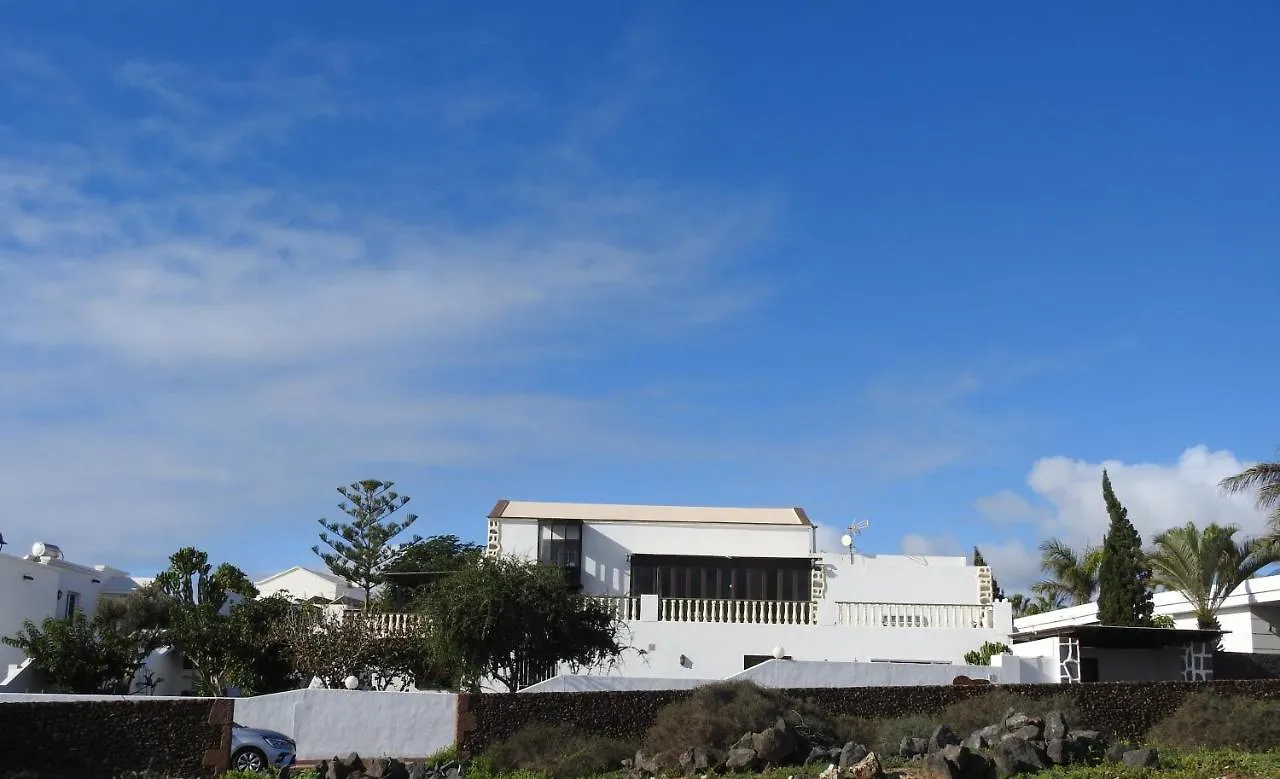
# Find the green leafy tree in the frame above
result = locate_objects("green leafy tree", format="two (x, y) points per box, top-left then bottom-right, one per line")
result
(1, 611), (151, 694)
(963, 641), (1011, 666)
(376, 534), (484, 612)
(1096, 470), (1155, 626)
(314, 479), (423, 610)
(280, 609), (448, 690)
(1220, 458), (1280, 533)
(1152, 614), (1176, 628)
(1032, 538), (1103, 606)
(152, 547), (262, 695)
(971, 546), (1004, 601)
(420, 555), (624, 692)
(1147, 522), (1280, 631)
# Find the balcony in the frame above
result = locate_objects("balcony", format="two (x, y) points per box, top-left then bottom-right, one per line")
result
(343, 599), (998, 634)
(833, 601), (995, 629)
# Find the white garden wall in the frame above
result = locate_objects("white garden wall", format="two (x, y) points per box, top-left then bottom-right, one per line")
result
(232, 689), (457, 761)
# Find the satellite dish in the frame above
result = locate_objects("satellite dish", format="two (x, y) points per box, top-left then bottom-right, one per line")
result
(840, 534), (853, 548)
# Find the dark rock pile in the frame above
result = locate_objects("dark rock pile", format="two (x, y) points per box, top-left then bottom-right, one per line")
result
(894, 708), (1158, 779)
(287, 753), (466, 779)
(629, 707), (1160, 778)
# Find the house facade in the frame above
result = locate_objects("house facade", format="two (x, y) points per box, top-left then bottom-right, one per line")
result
(254, 566), (366, 607)
(1013, 572), (1280, 655)
(485, 500), (1014, 688)
(0, 541), (195, 695)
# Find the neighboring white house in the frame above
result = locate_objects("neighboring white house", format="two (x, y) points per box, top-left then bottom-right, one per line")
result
(479, 500), (1014, 689)
(254, 566), (365, 607)
(0, 540), (195, 695)
(1013, 572), (1280, 655)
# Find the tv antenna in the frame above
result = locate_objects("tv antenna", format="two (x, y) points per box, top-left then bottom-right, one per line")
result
(840, 519), (870, 563)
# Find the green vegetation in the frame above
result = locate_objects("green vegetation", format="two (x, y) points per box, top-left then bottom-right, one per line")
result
(420, 554), (624, 692)
(1147, 522), (1280, 631)
(313, 479), (424, 610)
(1219, 457), (1280, 531)
(962, 640), (1011, 666)
(1097, 469), (1155, 626)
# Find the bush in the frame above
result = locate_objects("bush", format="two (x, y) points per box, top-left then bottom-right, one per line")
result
(485, 721), (635, 779)
(931, 689), (1079, 736)
(644, 682), (840, 758)
(1146, 692), (1280, 752)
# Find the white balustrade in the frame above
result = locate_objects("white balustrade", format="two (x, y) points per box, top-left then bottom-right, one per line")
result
(588, 595), (642, 621)
(656, 598), (815, 625)
(834, 601), (994, 629)
(341, 611), (428, 636)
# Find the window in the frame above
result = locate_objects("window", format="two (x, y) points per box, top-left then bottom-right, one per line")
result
(744, 654), (792, 669)
(538, 520), (583, 588)
(63, 591), (81, 619)
(629, 555), (812, 601)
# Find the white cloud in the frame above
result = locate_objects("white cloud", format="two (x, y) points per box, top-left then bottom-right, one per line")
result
(961, 446), (1272, 593)
(0, 40), (771, 570)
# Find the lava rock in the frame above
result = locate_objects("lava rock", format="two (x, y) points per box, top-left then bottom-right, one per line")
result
(991, 735), (1046, 778)
(899, 736), (929, 759)
(929, 725), (962, 753)
(1043, 711), (1068, 741)
(839, 742), (869, 768)
(724, 747), (758, 772)
(846, 751), (885, 779)
(1121, 747), (1159, 768)
(752, 720), (796, 765)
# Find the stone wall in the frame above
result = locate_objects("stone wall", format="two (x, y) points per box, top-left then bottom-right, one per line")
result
(1214, 651), (1280, 679)
(458, 680), (1280, 752)
(0, 698), (231, 778)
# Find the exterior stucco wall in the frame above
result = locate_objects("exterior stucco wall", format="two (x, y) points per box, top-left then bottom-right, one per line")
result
(499, 518), (813, 597)
(233, 690), (458, 761)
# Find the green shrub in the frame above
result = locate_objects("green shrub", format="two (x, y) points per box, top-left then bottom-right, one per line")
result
(484, 721), (634, 779)
(931, 689), (1079, 736)
(643, 681), (841, 758)
(1146, 692), (1280, 752)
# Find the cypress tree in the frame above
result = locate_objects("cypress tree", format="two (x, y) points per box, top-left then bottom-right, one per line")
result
(972, 546), (1004, 601)
(1096, 469), (1155, 626)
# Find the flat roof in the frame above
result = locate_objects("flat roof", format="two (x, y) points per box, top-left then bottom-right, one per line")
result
(489, 500), (813, 527)
(1013, 623), (1222, 649)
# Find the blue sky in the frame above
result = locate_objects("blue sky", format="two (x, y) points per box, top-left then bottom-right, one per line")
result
(1, 2), (1276, 591)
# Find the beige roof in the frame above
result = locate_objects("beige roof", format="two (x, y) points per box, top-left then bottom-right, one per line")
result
(489, 500), (812, 527)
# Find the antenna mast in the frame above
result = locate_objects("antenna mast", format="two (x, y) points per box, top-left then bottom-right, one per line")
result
(840, 519), (871, 563)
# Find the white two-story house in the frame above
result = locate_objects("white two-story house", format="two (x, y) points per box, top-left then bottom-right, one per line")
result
(0, 540), (196, 695)
(484, 500), (1014, 687)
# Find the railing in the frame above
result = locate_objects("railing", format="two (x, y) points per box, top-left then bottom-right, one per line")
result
(834, 601), (994, 629)
(658, 598), (816, 625)
(341, 610), (428, 636)
(589, 595), (642, 621)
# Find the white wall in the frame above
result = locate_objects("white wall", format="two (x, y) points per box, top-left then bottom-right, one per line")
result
(233, 690), (457, 761)
(733, 659), (1007, 687)
(818, 553), (983, 605)
(523, 659), (1020, 691)
(256, 568), (363, 604)
(0, 556), (60, 675)
(584, 619), (1012, 681)
(499, 519), (814, 597)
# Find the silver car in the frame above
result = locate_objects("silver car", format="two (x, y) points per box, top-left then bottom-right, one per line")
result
(231, 723), (297, 772)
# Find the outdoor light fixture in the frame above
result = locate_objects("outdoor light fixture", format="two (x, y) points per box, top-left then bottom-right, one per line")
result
(0, 532), (6, 553)
(772, 646), (785, 660)
(344, 675), (360, 690)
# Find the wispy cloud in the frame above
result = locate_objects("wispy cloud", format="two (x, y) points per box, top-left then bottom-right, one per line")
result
(0, 35), (772, 568)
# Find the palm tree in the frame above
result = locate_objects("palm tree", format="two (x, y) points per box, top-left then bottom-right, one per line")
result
(1220, 460), (1280, 533)
(1008, 591), (1066, 618)
(1032, 538), (1104, 606)
(1146, 522), (1280, 630)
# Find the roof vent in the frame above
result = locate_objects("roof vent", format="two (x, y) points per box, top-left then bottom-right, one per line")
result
(31, 542), (64, 561)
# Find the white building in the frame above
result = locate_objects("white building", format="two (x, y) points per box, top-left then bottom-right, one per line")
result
(1012, 572), (1280, 655)
(484, 500), (1014, 688)
(0, 540), (195, 695)
(254, 566), (365, 607)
